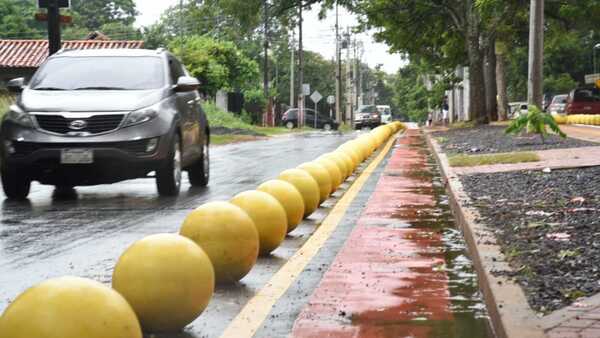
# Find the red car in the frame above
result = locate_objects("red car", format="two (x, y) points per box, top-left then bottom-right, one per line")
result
(565, 87), (600, 115)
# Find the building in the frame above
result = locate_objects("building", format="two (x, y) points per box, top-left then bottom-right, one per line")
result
(0, 39), (144, 85)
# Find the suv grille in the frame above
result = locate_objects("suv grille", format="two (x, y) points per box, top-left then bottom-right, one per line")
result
(34, 114), (125, 134)
(13, 140), (151, 158)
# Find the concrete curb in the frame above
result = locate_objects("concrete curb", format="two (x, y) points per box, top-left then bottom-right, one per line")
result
(424, 130), (546, 338)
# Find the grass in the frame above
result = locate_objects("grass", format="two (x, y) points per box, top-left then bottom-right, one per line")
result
(204, 102), (298, 145)
(448, 151), (540, 167)
(211, 134), (264, 145)
(338, 122), (353, 133)
(449, 121), (477, 129)
(0, 94), (15, 120)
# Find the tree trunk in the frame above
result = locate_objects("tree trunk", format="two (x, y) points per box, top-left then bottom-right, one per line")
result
(484, 38), (498, 121)
(495, 41), (509, 121)
(466, 2), (487, 124)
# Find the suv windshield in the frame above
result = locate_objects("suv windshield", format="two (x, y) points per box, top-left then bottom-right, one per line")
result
(573, 88), (600, 102)
(30, 56), (166, 90)
(357, 105), (376, 114)
(552, 95), (568, 104)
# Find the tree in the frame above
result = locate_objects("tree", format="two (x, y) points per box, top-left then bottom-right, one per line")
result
(168, 36), (260, 97)
(0, 0), (45, 39)
(69, 0), (137, 31)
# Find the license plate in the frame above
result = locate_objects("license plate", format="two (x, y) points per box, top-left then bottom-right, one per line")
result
(61, 149), (93, 164)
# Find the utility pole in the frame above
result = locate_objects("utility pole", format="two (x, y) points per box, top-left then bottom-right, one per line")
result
(334, 2), (342, 124)
(353, 39), (358, 108)
(290, 31), (295, 108)
(345, 27), (352, 124)
(47, 0), (61, 55)
(527, 0), (544, 108)
(298, 0), (304, 128)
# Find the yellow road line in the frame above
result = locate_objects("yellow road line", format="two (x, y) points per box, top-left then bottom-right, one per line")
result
(219, 133), (400, 338)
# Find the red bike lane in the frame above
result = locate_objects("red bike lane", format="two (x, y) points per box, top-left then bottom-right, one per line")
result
(291, 129), (490, 337)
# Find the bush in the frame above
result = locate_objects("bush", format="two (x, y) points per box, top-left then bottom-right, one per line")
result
(505, 105), (566, 143)
(203, 102), (254, 129)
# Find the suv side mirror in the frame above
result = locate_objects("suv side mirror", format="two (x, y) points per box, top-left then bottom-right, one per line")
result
(174, 76), (200, 92)
(7, 78), (25, 93)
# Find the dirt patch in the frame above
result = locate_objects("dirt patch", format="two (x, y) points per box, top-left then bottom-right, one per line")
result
(433, 125), (597, 154)
(460, 166), (600, 313)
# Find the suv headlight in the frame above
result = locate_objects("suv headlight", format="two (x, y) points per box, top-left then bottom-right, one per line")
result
(5, 104), (34, 128)
(124, 104), (159, 127)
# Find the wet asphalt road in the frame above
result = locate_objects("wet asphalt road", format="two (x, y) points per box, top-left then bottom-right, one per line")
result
(0, 130), (360, 337)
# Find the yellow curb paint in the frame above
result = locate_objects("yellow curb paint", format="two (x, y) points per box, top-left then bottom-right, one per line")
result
(219, 132), (400, 338)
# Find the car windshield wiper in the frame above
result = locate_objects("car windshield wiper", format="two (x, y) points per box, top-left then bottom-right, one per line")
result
(72, 86), (129, 90)
(33, 87), (67, 91)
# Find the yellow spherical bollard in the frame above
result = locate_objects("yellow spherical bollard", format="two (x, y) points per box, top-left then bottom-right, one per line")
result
(315, 157), (343, 192)
(335, 151), (356, 174)
(351, 139), (370, 161)
(337, 143), (361, 167)
(0, 276), (142, 338)
(230, 190), (288, 255)
(180, 201), (259, 283)
(257, 179), (304, 233)
(297, 162), (332, 204)
(112, 234), (214, 333)
(319, 152), (349, 179)
(278, 169), (320, 217)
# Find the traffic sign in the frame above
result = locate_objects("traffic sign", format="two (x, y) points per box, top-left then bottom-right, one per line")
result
(310, 91), (323, 104)
(302, 84), (311, 96)
(327, 95), (335, 104)
(38, 0), (70, 8)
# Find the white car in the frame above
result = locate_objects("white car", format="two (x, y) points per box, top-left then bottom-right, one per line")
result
(376, 105), (393, 123)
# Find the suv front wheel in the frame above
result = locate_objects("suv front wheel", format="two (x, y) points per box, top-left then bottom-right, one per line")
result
(156, 134), (182, 196)
(188, 136), (209, 187)
(1, 165), (31, 200)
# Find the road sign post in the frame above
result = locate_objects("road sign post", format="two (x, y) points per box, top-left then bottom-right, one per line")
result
(38, 0), (70, 56)
(327, 95), (335, 119)
(310, 91), (323, 129)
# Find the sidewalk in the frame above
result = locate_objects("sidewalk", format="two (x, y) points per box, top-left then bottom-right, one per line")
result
(291, 129), (491, 337)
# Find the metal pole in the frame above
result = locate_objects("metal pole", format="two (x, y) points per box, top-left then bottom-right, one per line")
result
(47, 0), (61, 55)
(298, 0), (304, 128)
(345, 27), (352, 124)
(527, 0), (544, 108)
(290, 31), (295, 108)
(314, 101), (317, 128)
(334, 2), (341, 124)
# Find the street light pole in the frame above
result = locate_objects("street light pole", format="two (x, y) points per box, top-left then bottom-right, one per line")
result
(594, 43), (600, 79)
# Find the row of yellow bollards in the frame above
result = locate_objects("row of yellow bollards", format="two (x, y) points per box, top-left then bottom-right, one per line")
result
(553, 114), (600, 125)
(0, 122), (405, 337)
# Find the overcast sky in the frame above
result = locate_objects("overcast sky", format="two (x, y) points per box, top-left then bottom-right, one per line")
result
(133, 0), (405, 74)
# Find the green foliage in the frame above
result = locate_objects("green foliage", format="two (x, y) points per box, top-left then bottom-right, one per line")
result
(169, 36), (259, 97)
(505, 106), (566, 144)
(69, 0), (137, 31)
(0, 93), (15, 120)
(204, 102), (255, 130)
(544, 74), (578, 95)
(0, 0), (45, 39)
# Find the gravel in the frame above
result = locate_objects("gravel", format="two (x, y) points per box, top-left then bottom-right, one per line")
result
(460, 167), (600, 313)
(434, 125), (597, 154)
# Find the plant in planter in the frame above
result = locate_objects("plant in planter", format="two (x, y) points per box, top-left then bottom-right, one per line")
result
(505, 105), (566, 144)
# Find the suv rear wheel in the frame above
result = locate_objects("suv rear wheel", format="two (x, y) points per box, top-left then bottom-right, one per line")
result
(156, 134), (182, 196)
(188, 136), (209, 187)
(2, 166), (31, 200)
(285, 121), (295, 129)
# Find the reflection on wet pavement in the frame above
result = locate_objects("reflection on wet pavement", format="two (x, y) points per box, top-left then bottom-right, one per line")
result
(292, 129), (492, 337)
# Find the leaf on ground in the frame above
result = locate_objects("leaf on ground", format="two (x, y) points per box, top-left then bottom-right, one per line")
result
(571, 197), (586, 204)
(546, 232), (571, 241)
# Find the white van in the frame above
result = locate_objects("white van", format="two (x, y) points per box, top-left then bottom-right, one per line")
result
(376, 105), (393, 123)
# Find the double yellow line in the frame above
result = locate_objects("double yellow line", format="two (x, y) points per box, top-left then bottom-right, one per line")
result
(219, 132), (399, 338)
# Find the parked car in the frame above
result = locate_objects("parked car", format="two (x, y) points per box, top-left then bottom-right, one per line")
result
(509, 102), (528, 118)
(547, 94), (568, 115)
(1, 48), (210, 199)
(565, 87), (600, 115)
(281, 108), (338, 130)
(376, 105), (393, 124)
(354, 105), (381, 129)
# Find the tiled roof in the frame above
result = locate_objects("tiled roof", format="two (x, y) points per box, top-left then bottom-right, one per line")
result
(0, 39), (144, 68)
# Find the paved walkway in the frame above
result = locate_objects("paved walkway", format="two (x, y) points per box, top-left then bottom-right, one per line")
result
(291, 129), (490, 337)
